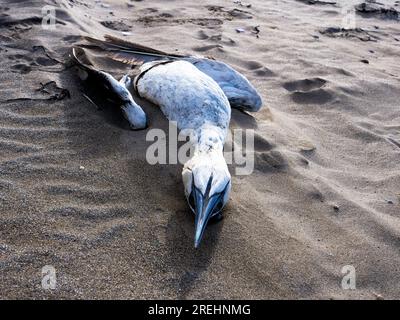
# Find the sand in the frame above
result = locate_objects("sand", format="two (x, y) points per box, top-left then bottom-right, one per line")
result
(0, 0), (399, 299)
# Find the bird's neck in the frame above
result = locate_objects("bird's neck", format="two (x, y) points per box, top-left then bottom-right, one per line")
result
(193, 124), (226, 156)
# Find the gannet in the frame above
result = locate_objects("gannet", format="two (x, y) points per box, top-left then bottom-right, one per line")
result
(72, 37), (263, 247)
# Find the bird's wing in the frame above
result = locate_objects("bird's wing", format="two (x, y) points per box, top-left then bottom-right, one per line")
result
(81, 35), (187, 67)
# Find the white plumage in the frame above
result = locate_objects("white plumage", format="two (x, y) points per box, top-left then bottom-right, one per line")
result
(136, 61), (230, 135)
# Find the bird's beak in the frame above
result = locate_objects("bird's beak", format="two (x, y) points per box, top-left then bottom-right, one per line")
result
(190, 175), (227, 248)
(193, 192), (220, 248)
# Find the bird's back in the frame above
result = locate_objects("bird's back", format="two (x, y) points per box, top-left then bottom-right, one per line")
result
(135, 60), (231, 133)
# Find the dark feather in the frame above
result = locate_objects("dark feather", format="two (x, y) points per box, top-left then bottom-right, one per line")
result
(81, 35), (186, 67)
(71, 46), (96, 72)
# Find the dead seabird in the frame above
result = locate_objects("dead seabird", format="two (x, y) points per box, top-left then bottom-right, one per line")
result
(72, 37), (263, 247)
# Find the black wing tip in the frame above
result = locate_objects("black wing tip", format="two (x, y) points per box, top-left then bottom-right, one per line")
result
(70, 46), (96, 72)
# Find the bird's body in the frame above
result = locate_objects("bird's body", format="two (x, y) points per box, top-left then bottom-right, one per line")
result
(135, 60), (230, 134)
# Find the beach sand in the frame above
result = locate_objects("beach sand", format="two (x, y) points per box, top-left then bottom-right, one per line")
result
(0, 0), (399, 299)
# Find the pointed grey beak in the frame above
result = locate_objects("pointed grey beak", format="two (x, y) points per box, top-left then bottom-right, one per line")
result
(190, 175), (228, 248)
(194, 193), (220, 248)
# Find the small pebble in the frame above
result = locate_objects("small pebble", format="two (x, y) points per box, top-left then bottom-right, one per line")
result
(386, 199), (394, 204)
(299, 140), (316, 152)
(360, 59), (369, 64)
(236, 28), (245, 33)
(79, 166), (85, 170)
(333, 205), (340, 212)
(373, 292), (384, 300)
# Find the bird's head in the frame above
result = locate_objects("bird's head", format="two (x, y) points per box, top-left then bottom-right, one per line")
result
(118, 75), (147, 130)
(121, 101), (148, 130)
(182, 152), (231, 248)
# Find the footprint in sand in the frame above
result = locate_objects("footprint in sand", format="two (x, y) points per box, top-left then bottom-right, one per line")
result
(62, 35), (82, 44)
(355, 2), (400, 21)
(306, 185), (325, 203)
(8, 54), (33, 62)
(254, 150), (288, 173)
(253, 68), (275, 77)
(206, 6), (253, 20)
(283, 78), (333, 104)
(283, 77), (326, 92)
(226, 129), (284, 173)
(192, 44), (224, 53)
(253, 133), (275, 152)
(100, 20), (132, 32)
(242, 60), (275, 77)
(196, 30), (210, 40)
(8, 46), (61, 72)
(319, 27), (379, 42)
(224, 59), (275, 78)
(8, 53), (34, 73)
(322, 10), (340, 17)
(196, 30), (237, 46)
(291, 88), (333, 104)
(251, 134), (288, 173)
(137, 14), (223, 28)
(296, 0), (337, 6)
(10, 63), (31, 74)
